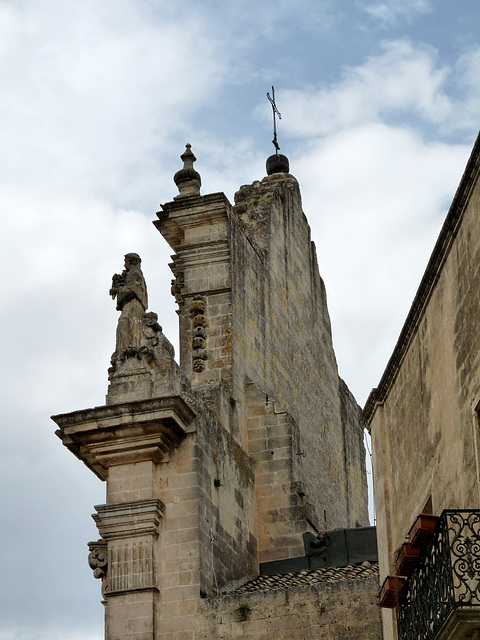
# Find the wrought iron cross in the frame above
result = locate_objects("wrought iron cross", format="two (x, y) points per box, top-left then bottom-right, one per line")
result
(267, 86), (282, 153)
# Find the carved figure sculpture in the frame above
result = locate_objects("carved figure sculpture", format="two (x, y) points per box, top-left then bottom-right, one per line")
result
(110, 253), (148, 358)
(143, 312), (162, 345)
(139, 312), (163, 365)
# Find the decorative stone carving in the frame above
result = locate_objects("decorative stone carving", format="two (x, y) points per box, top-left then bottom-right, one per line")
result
(171, 272), (185, 306)
(189, 295), (207, 372)
(109, 253), (148, 368)
(88, 539), (108, 579)
(189, 296), (205, 314)
(87, 533), (159, 596)
(92, 499), (164, 596)
(139, 312), (162, 364)
(109, 255), (172, 380)
(88, 539), (108, 597)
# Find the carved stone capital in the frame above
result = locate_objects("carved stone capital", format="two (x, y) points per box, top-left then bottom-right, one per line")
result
(155, 191), (232, 254)
(93, 498), (165, 541)
(91, 500), (164, 597)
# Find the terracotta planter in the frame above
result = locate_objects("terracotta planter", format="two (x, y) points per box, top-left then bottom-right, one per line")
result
(379, 575), (405, 608)
(409, 513), (439, 549)
(396, 542), (421, 577)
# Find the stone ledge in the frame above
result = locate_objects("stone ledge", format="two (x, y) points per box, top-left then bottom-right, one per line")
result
(94, 498), (165, 539)
(105, 586), (160, 598)
(52, 395), (196, 480)
(155, 192), (233, 252)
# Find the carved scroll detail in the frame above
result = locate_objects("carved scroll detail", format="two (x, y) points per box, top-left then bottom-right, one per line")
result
(88, 539), (108, 596)
(189, 295), (207, 372)
(88, 539), (108, 578)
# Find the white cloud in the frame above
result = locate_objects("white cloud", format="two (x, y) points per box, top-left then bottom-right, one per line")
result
(362, 0), (432, 24)
(279, 40), (452, 137)
(0, 0), (227, 207)
(450, 46), (480, 133)
(292, 122), (470, 402)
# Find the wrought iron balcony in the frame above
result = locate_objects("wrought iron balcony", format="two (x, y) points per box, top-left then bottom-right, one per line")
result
(398, 510), (480, 640)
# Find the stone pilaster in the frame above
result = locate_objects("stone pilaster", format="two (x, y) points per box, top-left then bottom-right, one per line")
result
(52, 396), (196, 640)
(93, 499), (164, 596)
(154, 192), (233, 387)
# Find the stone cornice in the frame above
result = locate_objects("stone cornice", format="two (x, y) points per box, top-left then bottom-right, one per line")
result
(363, 132), (480, 430)
(52, 395), (196, 479)
(52, 395), (195, 430)
(159, 191), (232, 215)
(173, 239), (231, 268)
(154, 192), (233, 251)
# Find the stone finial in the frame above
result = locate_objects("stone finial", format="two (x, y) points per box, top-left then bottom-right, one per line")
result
(266, 153), (290, 175)
(173, 143), (201, 197)
(266, 86), (289, 175)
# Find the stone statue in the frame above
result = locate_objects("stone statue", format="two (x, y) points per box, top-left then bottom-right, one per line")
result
(106, 254), (178, 401)
(142, 312), (162, 346)
(110, 253), (148, 359)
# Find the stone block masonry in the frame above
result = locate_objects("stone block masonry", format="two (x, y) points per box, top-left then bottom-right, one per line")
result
(199, 568), (381, 640)
(157, 169), (368, 534)
(53, 147), (376, 640)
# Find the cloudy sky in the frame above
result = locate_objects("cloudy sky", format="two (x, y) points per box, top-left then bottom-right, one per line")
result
(1, 1), (480, 638)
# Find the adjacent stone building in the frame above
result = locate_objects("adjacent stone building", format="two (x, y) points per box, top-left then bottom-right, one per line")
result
(365, 132), (480, 640)
(53, 147), (381, 639)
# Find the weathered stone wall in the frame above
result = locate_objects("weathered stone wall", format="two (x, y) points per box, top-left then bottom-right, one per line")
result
(153, 406), (258, 636)
(232, 174), (368, 533)
(245, 382), (308, 563)
(156, 170), (369, 567)
(366, 139), (480, 639)
(340, 379), (370, 528)
(194, 396), (257, 593)
(199, 575), (382, 640)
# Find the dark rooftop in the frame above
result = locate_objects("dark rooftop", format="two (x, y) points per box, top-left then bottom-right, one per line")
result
(232, 561), (379, 595)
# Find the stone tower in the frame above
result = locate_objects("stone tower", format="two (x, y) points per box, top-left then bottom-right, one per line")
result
(52, 147), (375, 640)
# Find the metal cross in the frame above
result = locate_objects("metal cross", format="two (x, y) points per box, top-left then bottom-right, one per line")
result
(267, 86), (282, 153)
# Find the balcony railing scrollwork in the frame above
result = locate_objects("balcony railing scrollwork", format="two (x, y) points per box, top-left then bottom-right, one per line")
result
(398, 510), (480, 640)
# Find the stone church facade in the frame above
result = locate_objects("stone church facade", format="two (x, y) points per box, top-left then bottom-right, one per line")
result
(53, 147), (382, 639)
